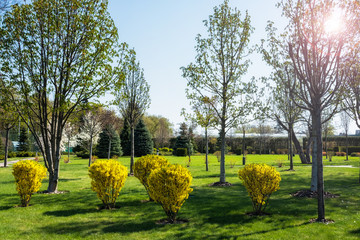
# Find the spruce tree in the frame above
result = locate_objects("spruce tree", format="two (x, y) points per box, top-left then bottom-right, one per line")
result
(134, 119), (153, 157)
(17, 127), (30, 152)
(96, 125), (122, 159)
(120, 120), (131, 156)
(174, 123), (190, 156)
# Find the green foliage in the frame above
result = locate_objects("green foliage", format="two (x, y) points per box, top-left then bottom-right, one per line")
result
(134, 119), (153, 157)
(238, 163), (281, 214)
(338, 146), (360, 154)
(12, 160), (47, 207)
(17, 127), (30, 152)
(15, 151), (36, 157)
(88, 160), (127, 209)
(134, 155), (169, 200)
(175, 148), (188, 157)
(96, 125), (122, 158)
(120, 120), (131, 156)
(147, 164), (193, 223)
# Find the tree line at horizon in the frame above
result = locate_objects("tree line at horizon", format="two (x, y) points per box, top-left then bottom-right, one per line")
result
(1, 0), (360, 223)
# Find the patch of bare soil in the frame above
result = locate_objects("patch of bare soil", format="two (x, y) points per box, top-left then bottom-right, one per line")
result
(155, 218), (189, 225)
(309, 218), (335, 224)
(208, 182), (233, 187)
(291, 190), (339, 198)
(37, 190), (70, 194)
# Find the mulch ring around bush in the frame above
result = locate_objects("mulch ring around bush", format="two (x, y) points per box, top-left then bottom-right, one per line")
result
(245, 212), (271, 217)
(291, 190), (339, 198)
(155, 218), (189, 225)
(37, 190), (70, 194)
(208, 182), (233, 187)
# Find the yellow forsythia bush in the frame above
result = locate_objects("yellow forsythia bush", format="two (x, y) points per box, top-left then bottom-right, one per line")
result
(88, 160), (127, 209)
(238, 163), (281, 214)
(12, 160), (47, 207)
(147, 164), (193, 223)
(134, 154), (169, 200)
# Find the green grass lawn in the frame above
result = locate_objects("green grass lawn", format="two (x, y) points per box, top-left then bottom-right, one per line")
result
(0, 154), (359, 239)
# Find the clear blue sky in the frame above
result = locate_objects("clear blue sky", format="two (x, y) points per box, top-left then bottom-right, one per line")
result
(106, 0), (358, 135)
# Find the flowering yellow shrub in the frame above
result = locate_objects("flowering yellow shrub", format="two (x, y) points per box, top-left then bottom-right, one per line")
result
(134, 154), (169, 200)
(88, 160), (127, 209)
(238, 163), (281, 214)
(12, 160), (47, 207)
(147, 164), (193, 223)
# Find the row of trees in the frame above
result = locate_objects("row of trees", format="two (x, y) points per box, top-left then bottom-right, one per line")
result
(182, 0), (360, 222)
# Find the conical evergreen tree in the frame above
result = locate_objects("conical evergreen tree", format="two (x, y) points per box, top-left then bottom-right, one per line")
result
(17, 127), (30, 152)
(134, 119), (153, 157)
(120, 120), (131, 156)
(174, 122), (190, 156)
(96, 125), (122, 158)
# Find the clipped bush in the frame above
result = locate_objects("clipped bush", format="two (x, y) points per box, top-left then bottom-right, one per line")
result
(148, 164), (193, 223)
(335, 152), (346, 156)
(238, 163), (281, 214)
(175, 148), (187, 156)
(8, 152), (16, 158)
(350, 152), (360, 157)
(134, 155), (169, 200)
(12, 160), (47, 207)
(88, 160), (127, 209)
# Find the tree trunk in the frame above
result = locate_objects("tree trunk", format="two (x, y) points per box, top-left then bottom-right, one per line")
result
(310, 136), (318, 192)
(108, 138), (111, 160)
(205, 127), (209, 171)
(130, 126), (135, 175)
(291, 128), (309, 164)
(4, 128), (9, 168)
(242, 127), (246, 165)
(345, 132), (349, 161)
(289, 124), (294, 170)
(220, 123), (226, 183)
(46, 153), (60, 193)
(313, 109), (325, 221)
(67, 138), (70, 162)
(88, 136), (93, 167)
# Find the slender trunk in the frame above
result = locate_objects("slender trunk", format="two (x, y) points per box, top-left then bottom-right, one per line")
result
(325, 129), (328, 159)
(67, 138), (70, 162)
(88, 136), (93, 167)
(4, 128), (9, 167)
(345, 132), (349, 161)
(314, 110), (325, 222)
(305, 137), (312, 164)
(289, 124), (293, 170)
(220, 124), (226, 183)
(292, 128), (308, 164)
(288, 131), (290, 161)
(205, 127), (209, 171)
(310, 136), (317, 192)
(130, 126), (135, 175)
(242, 127), (246, 165)
(108, 137), (111, 160)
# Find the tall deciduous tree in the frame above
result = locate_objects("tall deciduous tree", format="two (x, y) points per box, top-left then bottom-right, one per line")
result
(115, 50), (150, 175)
(0, 0), (124, 192)
(262, 22), (307, 166)
(0, 88), (18, 167)
(120, 119), (131, 156)
(182, 0), (257, 184)
(279, 0), (351, 222)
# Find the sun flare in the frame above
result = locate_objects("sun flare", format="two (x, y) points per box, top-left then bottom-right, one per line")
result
(324, 9), (344, 34)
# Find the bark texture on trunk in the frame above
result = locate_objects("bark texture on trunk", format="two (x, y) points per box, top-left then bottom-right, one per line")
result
(220, 127), (226, 183)
(88, 136), (93, 167)
(4, 129), (9, 168)
(205, 128), (209, 172)
(130, 126), (135, 175)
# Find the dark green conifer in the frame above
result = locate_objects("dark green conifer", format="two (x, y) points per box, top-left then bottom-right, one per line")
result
(17, 127), (30, 152)
(96, 125), (122, 158)
(134, 119), (153, 157)
(120, 120), (131, 156)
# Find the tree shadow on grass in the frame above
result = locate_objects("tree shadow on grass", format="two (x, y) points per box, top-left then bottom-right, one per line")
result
(349, 228), (360, 235)
(39, 220), (162, 237)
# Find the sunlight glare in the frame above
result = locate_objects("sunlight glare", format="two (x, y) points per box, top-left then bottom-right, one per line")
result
(324, 9), (344, 34)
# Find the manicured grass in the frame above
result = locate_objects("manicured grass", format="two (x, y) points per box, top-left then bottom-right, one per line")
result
(0, 154), (359, 239)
